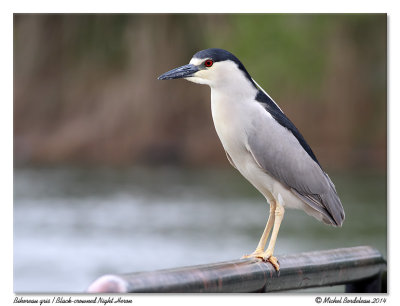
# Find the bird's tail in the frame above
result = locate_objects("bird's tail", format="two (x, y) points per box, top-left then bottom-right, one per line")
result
(321, 174), (345, 227)
(291, 173), (345, 227)
(320, 190), (345, 227)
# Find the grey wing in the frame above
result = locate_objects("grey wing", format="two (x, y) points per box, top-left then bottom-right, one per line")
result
(246, 121), (345, 227)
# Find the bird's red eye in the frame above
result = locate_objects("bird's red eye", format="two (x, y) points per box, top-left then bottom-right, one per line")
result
(204, 59), (213, 67)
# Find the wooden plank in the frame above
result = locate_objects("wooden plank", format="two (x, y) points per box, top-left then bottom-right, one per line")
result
(87, 245), (386, 293)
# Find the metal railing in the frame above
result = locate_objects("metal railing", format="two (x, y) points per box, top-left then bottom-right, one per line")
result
(87, 245), (386, 293)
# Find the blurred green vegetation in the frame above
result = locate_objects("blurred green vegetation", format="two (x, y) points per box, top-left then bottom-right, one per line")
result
(13, 14), (386, 172)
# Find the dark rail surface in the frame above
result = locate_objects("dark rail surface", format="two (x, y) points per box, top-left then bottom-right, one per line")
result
(87, 246), (386, 293)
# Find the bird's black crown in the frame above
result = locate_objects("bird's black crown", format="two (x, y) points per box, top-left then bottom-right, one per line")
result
(193, 48), (241, 64)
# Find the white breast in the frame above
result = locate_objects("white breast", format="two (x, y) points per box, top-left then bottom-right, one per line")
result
(211, 91), (269, 189)
(211, 92), (247, 153)
(210, 87), (272, 163)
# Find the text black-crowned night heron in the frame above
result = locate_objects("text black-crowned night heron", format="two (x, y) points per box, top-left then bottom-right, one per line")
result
(158, 48), (345, 270)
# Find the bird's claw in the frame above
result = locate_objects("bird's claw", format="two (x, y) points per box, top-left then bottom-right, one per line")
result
(266, 255), (280, 271)
(242, 250), (280, 271)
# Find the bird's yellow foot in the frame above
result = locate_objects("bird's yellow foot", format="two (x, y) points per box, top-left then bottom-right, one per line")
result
(242, 249), (280, 271)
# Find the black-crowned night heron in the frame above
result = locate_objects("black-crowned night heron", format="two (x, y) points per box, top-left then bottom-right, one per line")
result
(158, 48), (345, 270)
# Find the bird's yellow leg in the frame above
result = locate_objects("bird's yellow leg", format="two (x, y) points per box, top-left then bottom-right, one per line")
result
(242, 200), (276, 258)
(261, 202), (285, 270)
(242, 201), (284, 271)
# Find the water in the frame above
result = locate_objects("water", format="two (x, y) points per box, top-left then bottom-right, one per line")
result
(13, 166), (387, 293)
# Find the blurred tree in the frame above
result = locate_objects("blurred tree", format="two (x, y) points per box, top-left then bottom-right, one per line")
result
(13, 14), (386, 172)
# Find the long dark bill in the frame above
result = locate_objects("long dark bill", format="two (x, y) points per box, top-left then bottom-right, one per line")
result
(158, 64), (199, 80)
